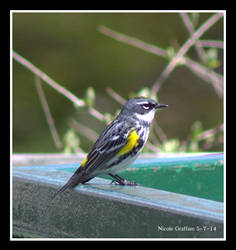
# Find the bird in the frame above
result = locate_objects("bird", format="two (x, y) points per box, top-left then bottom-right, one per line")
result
(51, 96), (167, 201)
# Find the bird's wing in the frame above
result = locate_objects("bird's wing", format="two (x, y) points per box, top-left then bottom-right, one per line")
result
(51, 120), (137, 201)
(81, 119), (132, 175)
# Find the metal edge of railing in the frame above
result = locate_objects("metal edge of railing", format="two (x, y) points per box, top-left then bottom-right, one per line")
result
(12, 154), (224, 239)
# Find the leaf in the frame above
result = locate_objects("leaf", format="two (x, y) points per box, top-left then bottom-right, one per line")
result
(85, 87), (96, 107)
(191, 121), (203, 139)
(137, 87), (151, 98)
(63, 129), (79, 154)
(162, 139), (180, 153)
(206, 48), (220, 69)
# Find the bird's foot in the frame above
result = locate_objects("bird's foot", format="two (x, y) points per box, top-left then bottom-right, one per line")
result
(109, 174), (140, 186)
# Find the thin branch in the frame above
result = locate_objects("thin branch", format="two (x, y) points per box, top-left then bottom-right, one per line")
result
(98, 17), (223, 99)
(184, 57), (223, 98)
(149, 129), (161, 148)
(197, 124), (223, 140)
(69, 119), (99, 142)
(145, 141), (161, 153)
(179, 13), (208, 64)
(184, 57), (223, 83)
(106, 87), (126, 105)
(152, 120), (168, 142)
(88, 107), (105, 122)
(98, 25), (167, 58)
(34, 76), (62, 149)
(151, 13), (224, 95)
(13, 51), (85, 107)
(13, 50), (107, 122)
(198, 40), (224, 49)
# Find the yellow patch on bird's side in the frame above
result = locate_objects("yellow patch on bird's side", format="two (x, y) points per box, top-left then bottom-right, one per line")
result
(81, 157), (88, 167)
(118, 128), (139, 155)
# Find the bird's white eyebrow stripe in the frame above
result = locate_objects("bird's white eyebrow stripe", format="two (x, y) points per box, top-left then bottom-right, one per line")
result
(136, 101), (149, 105)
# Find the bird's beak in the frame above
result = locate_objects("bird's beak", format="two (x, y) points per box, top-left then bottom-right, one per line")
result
(156, 103), (168, 109)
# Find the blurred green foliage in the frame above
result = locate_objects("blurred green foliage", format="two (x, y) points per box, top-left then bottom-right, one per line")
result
(12, 12), (224, 153)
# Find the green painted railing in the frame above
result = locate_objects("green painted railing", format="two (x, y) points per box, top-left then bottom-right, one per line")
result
(62, 153), (223, 202)
(12, 153), (224, 238)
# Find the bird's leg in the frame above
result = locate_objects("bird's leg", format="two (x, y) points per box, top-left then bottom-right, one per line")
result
(109, 174), (140, 186)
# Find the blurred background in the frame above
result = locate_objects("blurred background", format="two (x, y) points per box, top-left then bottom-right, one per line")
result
(12, 12), (224, 153)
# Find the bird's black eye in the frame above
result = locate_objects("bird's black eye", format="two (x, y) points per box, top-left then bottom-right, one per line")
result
(142, 103), (150, 110)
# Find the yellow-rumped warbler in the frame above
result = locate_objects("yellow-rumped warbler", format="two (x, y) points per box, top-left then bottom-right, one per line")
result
(51, 97), (167, 200)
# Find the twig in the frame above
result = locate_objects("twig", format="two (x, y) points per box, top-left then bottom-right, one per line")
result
(98, 25), (167, 58)
(69, 119), (99, 142)
(145, 141), (161, 153)
(98, 17), (223, 98)
(151, 13), (224, 95)
(13, 51), (85, 107)
(106, 87), (126, 105)
(13, 50), (107, 122)
(179, 13), (208, 64)
(197, 124), (223, 140)
(184, 57), (223, 98)
(34, 76), (62, 149)
(88, 107), (105, 122)
(198, 40), (224, 49)
(184, 57), (223, 83)
(152, 120), (168, 142)
(149, 129), (161, 148)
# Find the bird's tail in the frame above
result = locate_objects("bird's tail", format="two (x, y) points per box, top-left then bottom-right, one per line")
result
(50, 168), (86, 202)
